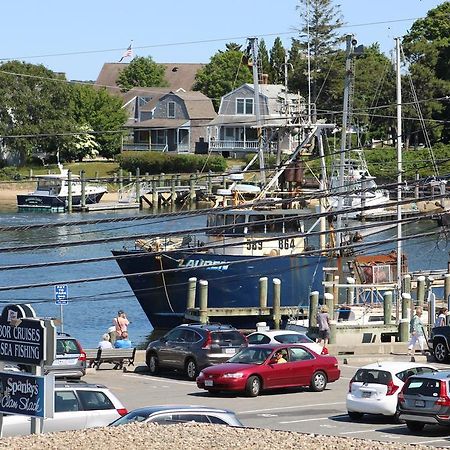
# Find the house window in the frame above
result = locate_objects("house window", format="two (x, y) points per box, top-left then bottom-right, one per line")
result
(236, 98), (253, 115)
(168, 101), (176, 118)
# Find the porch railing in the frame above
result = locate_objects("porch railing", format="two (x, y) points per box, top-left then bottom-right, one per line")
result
(209, 140), (259, 151)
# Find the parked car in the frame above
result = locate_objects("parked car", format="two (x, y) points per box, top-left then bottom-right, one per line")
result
(44, 332), (87, 379)
(398, 370), (450, 432)
(247, 330), (328, 355)
(196, 344), (340, 397)
(110, 405), (243, 427)
(428, 325), (450, 362)
(347, 362), (438, 420)
(146, 323), (248, 381)
(1, 381), (127, 437)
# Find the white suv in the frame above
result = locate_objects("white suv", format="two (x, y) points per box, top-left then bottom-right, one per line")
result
(1, 382), (127, 437)
(347, 361), (437, 420)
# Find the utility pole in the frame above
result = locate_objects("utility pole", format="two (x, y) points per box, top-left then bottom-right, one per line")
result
(248, 37), (266, 186)
(395, 37), (403, 301)
(336, 35), (354, 253)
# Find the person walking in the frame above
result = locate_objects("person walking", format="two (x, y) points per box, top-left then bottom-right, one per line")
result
(408, 306), (426, 355)
(316, 305), (331, 346)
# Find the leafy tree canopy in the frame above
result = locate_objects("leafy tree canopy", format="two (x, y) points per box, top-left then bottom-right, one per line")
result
(0, 61), (73, 164)
(193, 45), (253, 110)
(117, 56), (168, 91)
(67, 84), (127, 160)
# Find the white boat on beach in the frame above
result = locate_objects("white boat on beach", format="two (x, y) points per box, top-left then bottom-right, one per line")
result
(17, 164), (107, 211)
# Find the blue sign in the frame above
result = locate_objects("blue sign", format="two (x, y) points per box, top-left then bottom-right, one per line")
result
(54, 285), (68, 305)
(0, 371), (54, 418)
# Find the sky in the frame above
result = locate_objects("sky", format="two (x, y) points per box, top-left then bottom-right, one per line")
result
(0, 0), (446, 82)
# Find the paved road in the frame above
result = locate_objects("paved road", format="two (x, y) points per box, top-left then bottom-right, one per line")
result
(84, 361), (450, 448)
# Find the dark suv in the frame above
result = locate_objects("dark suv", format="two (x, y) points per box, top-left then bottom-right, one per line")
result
(398, 370), (450, 432)
(146, 323), (248, 380)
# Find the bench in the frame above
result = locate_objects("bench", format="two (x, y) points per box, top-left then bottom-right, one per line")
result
(85, 348), (136, 371)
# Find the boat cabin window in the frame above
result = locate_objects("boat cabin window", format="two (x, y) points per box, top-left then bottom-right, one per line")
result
(284, 217), (303, 233)
(248, 214), (265, 233)
(36, 179), (61, 193)
(206, 213), (245, 235)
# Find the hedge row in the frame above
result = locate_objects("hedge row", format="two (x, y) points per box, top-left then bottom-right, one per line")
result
(116, 152), (227, 174)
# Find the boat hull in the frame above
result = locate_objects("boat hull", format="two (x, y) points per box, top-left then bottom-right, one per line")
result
(17, 192), (106, 211)
(112, 250), (326, 330)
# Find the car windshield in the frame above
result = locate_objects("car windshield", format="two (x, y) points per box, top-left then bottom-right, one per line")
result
(56, 339), (80, 355)
(227, 347), (273, 364)
(210, 331), (245, 345)
(274, 334), (312, 344)
(110, 410), (151, 426)
(352, 369), (392, 385)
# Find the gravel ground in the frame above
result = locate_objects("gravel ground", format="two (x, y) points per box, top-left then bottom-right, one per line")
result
(0, 423), (444, 450)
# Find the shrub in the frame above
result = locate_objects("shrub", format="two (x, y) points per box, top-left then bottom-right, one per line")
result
(0, 167), (21, 180)
(116, 152), (227, 174)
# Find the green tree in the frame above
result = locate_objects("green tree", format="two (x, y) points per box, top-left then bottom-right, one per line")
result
(193, 46), (253, 110)
(258, 39), (271, 82)
(68, 84), (127, 159)
(402, 2), (450, 144)
(59, 124), (100, 162)
(292, 0), (344, 109)
(117, 56), (168, 91)
(0, 61), (73, 164)
(269, 37), (286, 85)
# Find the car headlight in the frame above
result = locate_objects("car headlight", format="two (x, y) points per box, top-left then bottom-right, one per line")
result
(222, 372), (244, 379)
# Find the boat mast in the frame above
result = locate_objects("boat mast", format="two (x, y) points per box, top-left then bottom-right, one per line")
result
(395, 37), (403, 297)
(336, 35), (354, 253)
(248, 37), (266, 186)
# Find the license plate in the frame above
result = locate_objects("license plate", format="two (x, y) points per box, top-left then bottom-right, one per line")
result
(362, 391), (372, 398)
(224, 348), (236, 354)
(205, 380), (213, 387)
(415, 400), (425, 407)
(53, 358), (77, 366)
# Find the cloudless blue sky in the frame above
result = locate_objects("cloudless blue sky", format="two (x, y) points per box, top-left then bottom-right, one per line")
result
(0, 0), (445, 81)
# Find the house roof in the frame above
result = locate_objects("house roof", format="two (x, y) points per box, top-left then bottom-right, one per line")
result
(95, 62), (204, 92)
(125, 118), (189, 129)
(161, 91), (216, 119)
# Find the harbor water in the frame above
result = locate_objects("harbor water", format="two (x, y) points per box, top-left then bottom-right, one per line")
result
(0, 204), (448, 349)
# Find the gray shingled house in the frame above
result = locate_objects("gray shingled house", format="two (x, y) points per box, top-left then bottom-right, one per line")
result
(207, 83), (304, 156)
(122, 89), (216, 153)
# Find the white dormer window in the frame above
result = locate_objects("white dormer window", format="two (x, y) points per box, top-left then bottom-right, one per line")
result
(168, 101), (176, 118)
(236, 98), (253, 115)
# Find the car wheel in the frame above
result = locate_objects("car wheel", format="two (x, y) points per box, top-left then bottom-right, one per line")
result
(147, 354), (159, 375)
(310, 371), (327, 392)
(245, 376), (261, 397)
(406, 420), (425, 432)
(348, 411), (364, 420)
(185, 358), (198, 381)
(434, 341), (448, 363)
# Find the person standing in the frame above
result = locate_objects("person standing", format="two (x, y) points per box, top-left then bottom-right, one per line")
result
(316, 305), (331, 346)
(434, 307), (448, 328)
(408, 306), (426, 355)
(113, 310), (130, 339)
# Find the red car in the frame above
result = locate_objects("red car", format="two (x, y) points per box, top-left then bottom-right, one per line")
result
(196, 344), (340, 397)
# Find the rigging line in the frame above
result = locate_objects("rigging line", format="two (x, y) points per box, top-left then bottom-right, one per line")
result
(0, 212), (438, 272)
(1, 183), (447, 251)
(0, 226), (441, 293)
(0, 17), (422, 62)
(0, 188), (445, 254)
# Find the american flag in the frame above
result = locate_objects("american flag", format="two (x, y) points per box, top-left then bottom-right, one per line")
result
(118, 44), (133, 62)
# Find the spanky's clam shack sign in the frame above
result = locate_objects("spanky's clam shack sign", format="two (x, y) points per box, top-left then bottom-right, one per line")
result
(0, 372), (52, 418)
(0, 304), (46, 365)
